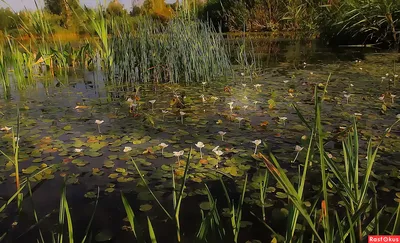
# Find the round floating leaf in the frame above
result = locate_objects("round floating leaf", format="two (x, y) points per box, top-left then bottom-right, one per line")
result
(116, 168), (126, 173)
(161, 164), (171, 171)
(105, 188), (115, 193)
(240, 221), (253, 228)
(85, 151), (103, 157)
(276, 192), (287, 199)
(84, 191), (97, 199)
(117, 177), (133, 183)
(139, 204), (153, 212)
(108, 173), (119, 179)
(199, 202), (211, 210)
(22, 166), (39, 175)
(95, 229), (113, 242)
(103, 161), (115, 168)
(63, 125), (73, 131)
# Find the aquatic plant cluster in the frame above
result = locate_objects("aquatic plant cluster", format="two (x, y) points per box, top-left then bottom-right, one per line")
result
(111, 16), (230, 85)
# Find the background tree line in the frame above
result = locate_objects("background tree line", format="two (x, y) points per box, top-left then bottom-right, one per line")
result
(0, 0), (398, 48)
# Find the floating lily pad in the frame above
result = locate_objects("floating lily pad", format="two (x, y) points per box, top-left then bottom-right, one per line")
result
(139, 204), (153, 212)
(199, 201), (211, 210)
(63, 125), (72, 131)
(95, 229), (113, 242)
(22, 166), (39, 175)
(103, 161), (115, 168)
(84, 191), (97, 199)
(105, 188), (115, 193)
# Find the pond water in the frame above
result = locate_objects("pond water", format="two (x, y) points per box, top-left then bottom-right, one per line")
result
(0, 38), (399, 242)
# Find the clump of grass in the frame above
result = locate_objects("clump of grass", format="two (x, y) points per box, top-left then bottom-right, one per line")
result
(124, 149), (192, 242)
(112, 16), (231, 85)
(258, 84), (400, 242)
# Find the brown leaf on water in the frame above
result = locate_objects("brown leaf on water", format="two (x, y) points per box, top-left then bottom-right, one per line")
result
(143, 147), (154, 154)
(74, 105), (90, 109)
(199, 159), (208, 165)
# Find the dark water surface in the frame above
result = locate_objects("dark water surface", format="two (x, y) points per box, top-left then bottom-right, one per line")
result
(0, 38), (399, 242)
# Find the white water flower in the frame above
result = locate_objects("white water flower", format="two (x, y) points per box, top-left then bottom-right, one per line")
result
(295, 145), (304, 152)
(214, 148), (224, 168)
(344, 94), (351, 104)
(283, 80), (289, 84)
(391, 94), (396, 103)
(379, 95), (385, 101)
(350, 83), (354, 87)
(242, 83), (247, 88)
(236, 117), (244, 128)
(95, 120), (104, 133)
(251, 140), (261, 154)
(123, 147), (132, 153)
(212, 146), (220, 152)
(159, 143), (168, 148)
(179, 111), (186, 124)
(214, 150), (223, 156)
(173, 151), (184, 157)
(243, 105), (248, 111)
(227, 102), (234, 113)
(14, 137), (20, 142)
(195, 142), (205, 148)
(292, 145), (304, 163)
(218, 131), (226, 141)
(200, 94), (206, 103)
(243, 96), (248, 100)
(159, 143), (168, 155)
(279, 117), (288, 126)
(354, 113), (362, 116)
(210, 96), (219, 105)
(253, 100), (259, 109)
(254, 84), (261, 89)
(173, 150), (185, 166)
(74, 148), (83, 153)
(127, 98), (134, 103)
(0, 126), (11, 132)
(195, 142), (205, 158)
(202, 82), (207, 91)
(240, 72), (245, 76)
(149, 100), (156, 112)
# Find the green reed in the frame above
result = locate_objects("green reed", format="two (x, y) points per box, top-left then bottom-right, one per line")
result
(0, 45), (10, 97)
(111, 16), (230, 85)
(259, 85), (400, 242)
